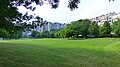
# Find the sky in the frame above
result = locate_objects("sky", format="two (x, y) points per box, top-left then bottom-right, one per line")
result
(18, 0), (120, 23)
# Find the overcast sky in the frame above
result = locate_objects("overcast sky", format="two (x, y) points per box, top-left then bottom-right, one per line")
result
(18, 0), (120, 23)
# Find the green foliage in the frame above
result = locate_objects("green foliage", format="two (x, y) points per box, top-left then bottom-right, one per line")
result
(10, 0), (80, 11)
(31, 30), (40, 38)
(54, 32), (60, 38)
(112, 20), (120, 37)
(99, 21), (112, 37)
(29, 19), (120, 39)
(0, 0), (20, 30)
(0, 28), (21, 39)
(114, 23), (120, 37)
(0, 29), (9, 39)
(88, 22), (99, 37)
(49, 31), (55, 38)
(41, 31), (50, 38)
(64, 19), (90, 38)
(30, 29), (65, 38)
(49, 29), (65, 38)
(63, 24), (74, 38)
(59, 30), (66, 38)
(18, 31), (23, 38)
(9, 33), (19, 39)
(80, 19), (90, 38)
(9, 0), (113, 11)
(0, 0), (116, 39)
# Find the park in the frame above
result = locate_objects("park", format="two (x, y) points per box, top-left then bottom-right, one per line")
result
(0, 0), (120, 67)
(0, 38), (120, 67)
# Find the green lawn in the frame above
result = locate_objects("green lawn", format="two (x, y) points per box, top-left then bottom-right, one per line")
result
(0, 38), (120, 67)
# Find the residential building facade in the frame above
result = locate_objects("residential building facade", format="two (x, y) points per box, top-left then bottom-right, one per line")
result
(91, 12), (120, 26)
(22, 22), (66, 37)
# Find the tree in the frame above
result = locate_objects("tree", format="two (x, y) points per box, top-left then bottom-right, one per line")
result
(54, 32), (60, 38)
(0, 0), (115, 28)
(10, 0), (114, 11)
(59, 30), (66, 38)
(18, 31), (23, 38)
(49, 31), (55, 38)
(36, 33), (42, 38)
(64, 24), (74, 38)
(9, 33), (19, 39)
(99, 21), (111, 37)
(114, 23), (120, 37)
(9, 0), (80, 11)
(64, 19), (90, 38)
(31, 30), (40, 38)
(0, 0), (115, 39)
(0, 29), (9, 39)
(0, 0), (50, 39)
(89, 22), (99, 37)
(0, 0), (26, 39)
(80, 19), (90, 38)
(41, 31), (49, 38)
(112, 19), (120, 37)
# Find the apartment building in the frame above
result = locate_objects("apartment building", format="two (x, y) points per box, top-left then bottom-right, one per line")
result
(22, 22), (66, 37)
(91, 12), (120, 26)
(40, 22), (66, 32)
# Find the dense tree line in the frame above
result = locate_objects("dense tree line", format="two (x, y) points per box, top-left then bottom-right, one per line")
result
(0, 29), (22, 39)
(28, 19), (119, 39)
(62, 19), (120, 39)
(30, 29), (65, 38)
(26, 18), (120, 39)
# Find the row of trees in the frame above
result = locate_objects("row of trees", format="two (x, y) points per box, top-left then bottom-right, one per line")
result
(1, 19), (119, 39)
(63, 19), (120, 39)
(0, 29), (22, 39)
(29, 19), (120, 39)
(30, 29), (64, 38)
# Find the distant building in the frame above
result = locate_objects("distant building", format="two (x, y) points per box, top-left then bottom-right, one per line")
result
(91, 12), (120, 26)
(37, 22), (66, 32)
(22, 22), (66, 37)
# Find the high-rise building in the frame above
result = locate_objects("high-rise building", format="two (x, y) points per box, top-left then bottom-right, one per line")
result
(34, 22), (66, 32)
(22, 22), (66, 37)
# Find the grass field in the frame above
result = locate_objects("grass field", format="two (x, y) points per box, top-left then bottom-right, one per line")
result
(0, 38), (120, 67)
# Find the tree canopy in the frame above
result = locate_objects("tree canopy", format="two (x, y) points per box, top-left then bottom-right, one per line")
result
(88, 22), (99, 37)
(112, 19), (120, 37)
(99, 21), (112, 37)
(0, 0), (115, 39)
(64, 19), (91, 38)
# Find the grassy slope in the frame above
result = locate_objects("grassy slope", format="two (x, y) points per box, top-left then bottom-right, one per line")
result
(0, 38), (120, 67)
